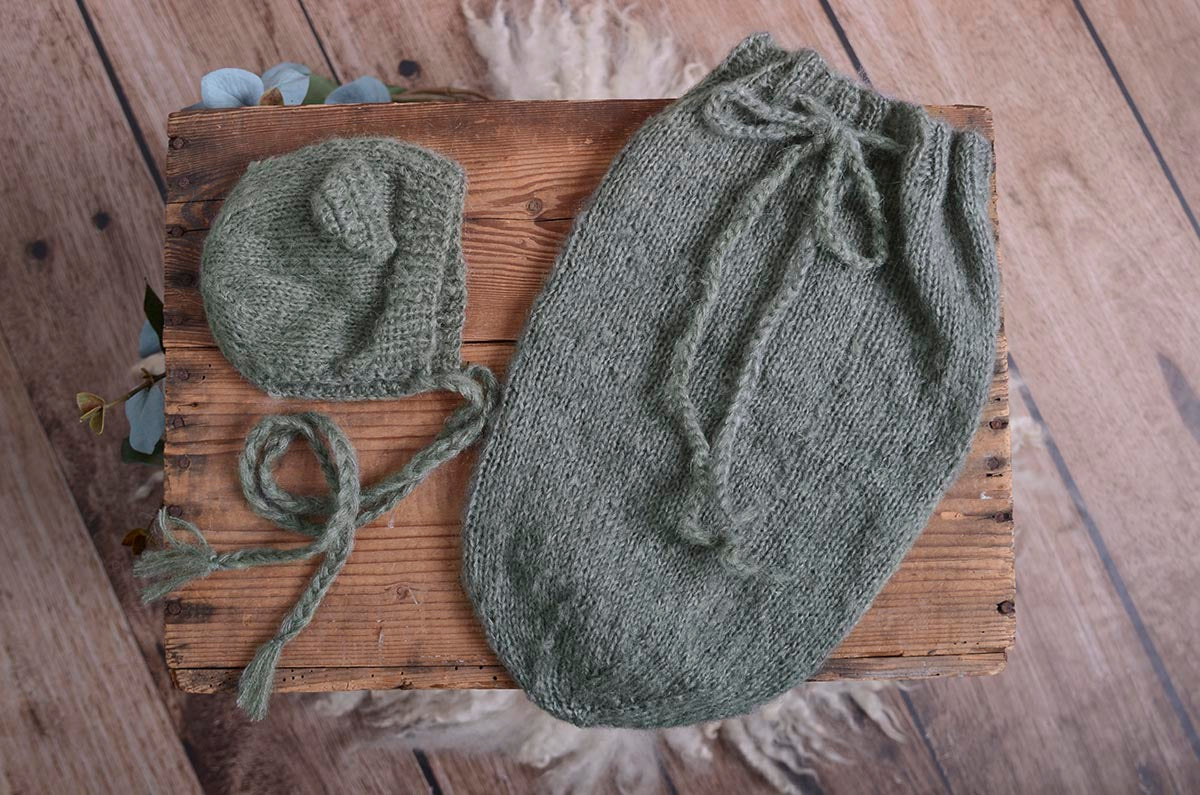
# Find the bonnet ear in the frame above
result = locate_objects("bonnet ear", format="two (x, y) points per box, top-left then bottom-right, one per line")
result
(310, 152), (398, 261)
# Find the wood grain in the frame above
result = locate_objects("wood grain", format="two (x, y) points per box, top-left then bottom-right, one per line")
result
(0, 337), (199, 793)
(0, 0), (197, 726)
(833, 0), (1200, 788)
(173, 653), (1007, 695)
(1082, 0), (1200, 214)
(83, 0), (332, 173)
(906, 390), (1200, 793)
(161, 99), (1012, 689)
(835, 0), (1200, 741)
(162, 99), (992, 207)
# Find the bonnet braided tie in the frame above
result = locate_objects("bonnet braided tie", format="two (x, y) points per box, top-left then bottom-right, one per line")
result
(667, 62), (903, 574)
(135, 363), (499, 719)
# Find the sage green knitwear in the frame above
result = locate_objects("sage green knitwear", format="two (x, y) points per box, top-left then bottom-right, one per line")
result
(462, 34), (1001, 728)
(200, 137), (469, 399)
(137, 138), (498, 720)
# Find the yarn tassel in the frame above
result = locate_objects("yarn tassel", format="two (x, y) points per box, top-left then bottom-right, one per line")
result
(133, 509), (221, 603)
(236, 636), (286, 720)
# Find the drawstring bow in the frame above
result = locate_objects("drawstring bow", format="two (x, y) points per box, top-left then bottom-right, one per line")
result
(668, 61), (903, 575)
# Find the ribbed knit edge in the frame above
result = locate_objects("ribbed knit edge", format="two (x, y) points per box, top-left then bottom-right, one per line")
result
(203, 137), (471, 401)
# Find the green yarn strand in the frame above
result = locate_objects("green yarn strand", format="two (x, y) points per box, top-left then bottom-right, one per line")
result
(137, 364), (497, 720)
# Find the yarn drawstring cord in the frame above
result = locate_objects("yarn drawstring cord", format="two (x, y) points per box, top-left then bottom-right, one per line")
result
(667, 69), (902, 573)
(134, 363), (499, 720)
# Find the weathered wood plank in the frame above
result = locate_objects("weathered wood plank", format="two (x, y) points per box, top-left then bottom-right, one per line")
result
(0, 0), (191, 725)
(1082, 0), (1200, 217)
(170, 652), (1006, 695)
(83, 0), (331, 174)
(162, 100), (992, 210)
(161, 338), (1011, 669)
(0, 336), (199, 793)
(165, 100), (667, 213)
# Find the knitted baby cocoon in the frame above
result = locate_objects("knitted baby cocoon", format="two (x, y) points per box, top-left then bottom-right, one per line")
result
(463, 34), (1001, 728)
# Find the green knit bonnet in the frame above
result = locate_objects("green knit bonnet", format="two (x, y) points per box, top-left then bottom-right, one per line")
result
(136, 138), (497, 720)
(201, 136), (470, 399)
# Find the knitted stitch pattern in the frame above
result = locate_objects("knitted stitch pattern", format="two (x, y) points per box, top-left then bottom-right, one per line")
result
(462, 34), (1001, 728)
(201, 137), (468, 399)
(138, 138), (497, 720)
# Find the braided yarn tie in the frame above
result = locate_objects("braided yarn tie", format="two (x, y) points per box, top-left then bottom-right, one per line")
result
(135, 363), (498, 719)
(667, 61), (904, 573)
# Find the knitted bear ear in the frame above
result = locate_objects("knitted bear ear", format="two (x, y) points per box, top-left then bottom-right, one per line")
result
(310, 153), (397, 261)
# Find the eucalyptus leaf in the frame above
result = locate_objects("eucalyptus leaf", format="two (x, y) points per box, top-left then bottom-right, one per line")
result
(261, 62), (311, 106)
(125, 382), (165, 454)
(137, 319), (161, 358)
(261, 61), (310, 83)
(143, 285), (164, 350)
(201, 68), (264, 108)
(304, 74), (338, 104)
(325, 76), (391, 104)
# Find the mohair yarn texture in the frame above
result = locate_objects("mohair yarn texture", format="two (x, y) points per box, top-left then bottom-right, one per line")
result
(462, 34), (1001, 728)
(136, 138), (498, 720)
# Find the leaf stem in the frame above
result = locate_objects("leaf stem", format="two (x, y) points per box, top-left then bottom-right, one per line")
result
(109, 371), (166, 408)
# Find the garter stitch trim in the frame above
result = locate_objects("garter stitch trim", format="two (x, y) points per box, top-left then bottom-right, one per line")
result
(136, 138), (497, 719)
(462, 34), (1001, 728)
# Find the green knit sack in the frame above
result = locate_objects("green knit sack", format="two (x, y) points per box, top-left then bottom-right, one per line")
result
(136, 138), (498, 720)
(463, 34), (1000, 728)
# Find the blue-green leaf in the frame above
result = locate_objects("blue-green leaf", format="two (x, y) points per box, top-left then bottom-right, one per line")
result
(261, 62), (311, 106)
(201, 68), (263, 108)
(137, 319), (161, 358)
(325, 76), (391, 104)
(125, 382), (165, 454)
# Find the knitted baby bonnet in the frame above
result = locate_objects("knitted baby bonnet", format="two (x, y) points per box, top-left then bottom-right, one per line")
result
(463, 34), (1000, 728)
(136, 137), (498, 719)
(201, 136), (471, 399)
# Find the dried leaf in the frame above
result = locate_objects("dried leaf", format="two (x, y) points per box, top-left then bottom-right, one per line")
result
(259, 85), (284, 106)
(122, 527), (149, 556)
(77, 391), (107, 435)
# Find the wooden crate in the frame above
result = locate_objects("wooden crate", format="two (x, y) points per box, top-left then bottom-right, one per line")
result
(160, 99), (1014, 694)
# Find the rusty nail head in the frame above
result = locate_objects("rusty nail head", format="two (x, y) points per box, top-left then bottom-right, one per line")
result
(997, 599), (1015, 616)
(989, 417), (1008, 430)
(167, 505), (183, 518)
(177, 455), (191, 470)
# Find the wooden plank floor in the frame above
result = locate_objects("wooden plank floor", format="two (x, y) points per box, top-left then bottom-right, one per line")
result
(1, 1), (1197, 793)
